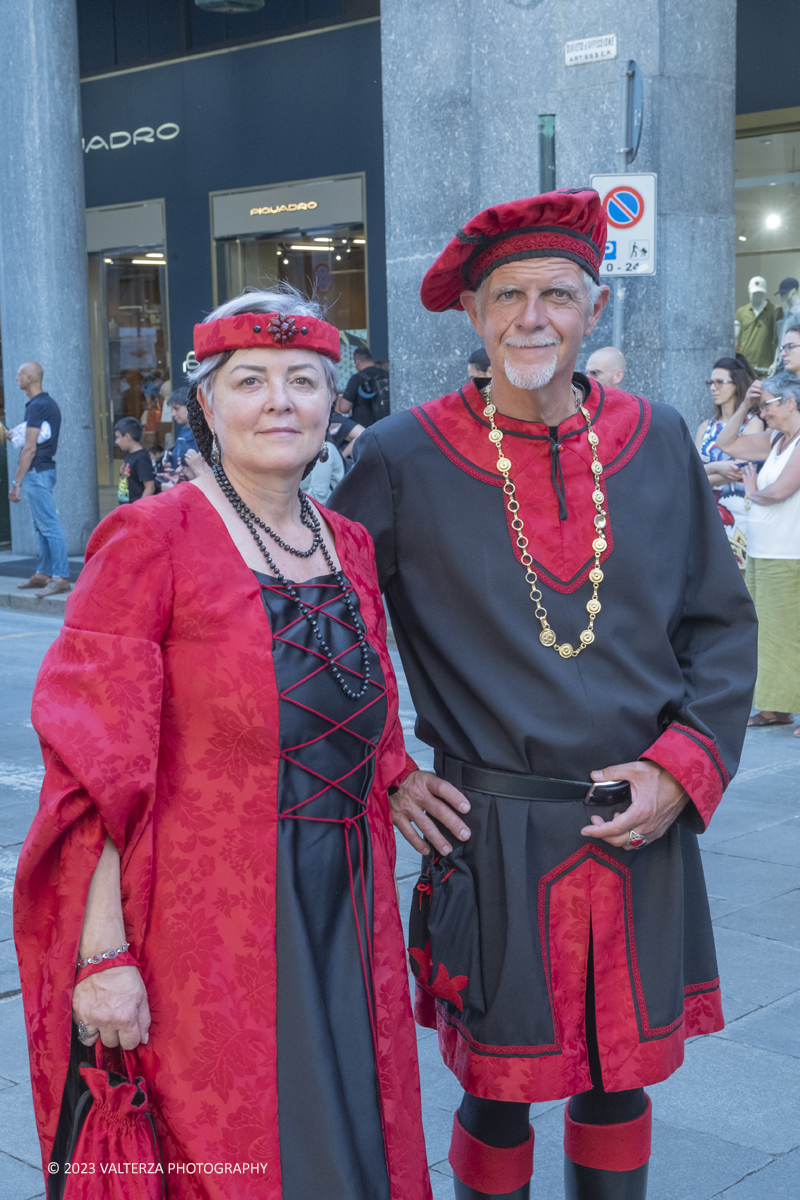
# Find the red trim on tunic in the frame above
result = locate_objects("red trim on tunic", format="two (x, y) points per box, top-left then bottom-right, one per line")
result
(14, 489), (431, 1200)
(640, 722), (728, 830)
(449, 1113), (534, 1191)
(421, 843), (723, 1102)
(564, 1094), (652, 1171)
(411, 379), (651, 593)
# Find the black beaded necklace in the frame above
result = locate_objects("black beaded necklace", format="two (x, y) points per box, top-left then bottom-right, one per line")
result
(212, 462), (371, 700)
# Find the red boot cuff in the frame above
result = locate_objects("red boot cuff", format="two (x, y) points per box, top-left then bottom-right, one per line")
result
(449, 1112), (534, 1193)
(564, 1094), (652, 1172)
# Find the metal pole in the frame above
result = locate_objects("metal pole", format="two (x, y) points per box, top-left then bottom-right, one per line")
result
(612, 62), (630, 351)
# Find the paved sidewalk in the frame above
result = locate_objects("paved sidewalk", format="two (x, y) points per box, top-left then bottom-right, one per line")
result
(0, 605), (798, 1198)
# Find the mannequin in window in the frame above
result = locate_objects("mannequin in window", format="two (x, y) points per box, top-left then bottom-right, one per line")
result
(735, 276), (780, 377)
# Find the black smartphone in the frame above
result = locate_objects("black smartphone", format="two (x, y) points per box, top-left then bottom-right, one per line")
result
(584, 780), (632, 807)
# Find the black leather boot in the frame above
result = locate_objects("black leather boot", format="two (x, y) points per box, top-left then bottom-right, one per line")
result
(563, 1095), (651, 1199)
(449, 1112), (534, 1200)
(453, 1178), (530, 1199)
(564, 1158), (648, 1199)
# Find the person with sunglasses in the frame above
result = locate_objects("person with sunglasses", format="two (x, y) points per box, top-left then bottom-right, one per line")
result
(715, 373), (800, 732)
(694, 356), (762, 573)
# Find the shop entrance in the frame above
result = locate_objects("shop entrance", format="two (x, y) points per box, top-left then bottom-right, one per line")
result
(86, 201), (172, 517)
(211, 175), (368, 384)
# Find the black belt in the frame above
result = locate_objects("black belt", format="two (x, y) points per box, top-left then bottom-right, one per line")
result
(437, 751), (590, 802)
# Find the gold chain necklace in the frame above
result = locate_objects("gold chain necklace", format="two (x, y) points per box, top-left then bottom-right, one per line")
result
(483, 384), (607, 659)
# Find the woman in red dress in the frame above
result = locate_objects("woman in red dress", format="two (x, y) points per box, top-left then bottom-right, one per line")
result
(14, 287), (432, 1199)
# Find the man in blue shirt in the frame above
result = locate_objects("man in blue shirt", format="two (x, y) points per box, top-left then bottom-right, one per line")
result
(8, 362), (71, 597)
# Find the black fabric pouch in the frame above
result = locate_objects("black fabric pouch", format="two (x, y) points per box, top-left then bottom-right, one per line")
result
(408, 850), (485, 1015)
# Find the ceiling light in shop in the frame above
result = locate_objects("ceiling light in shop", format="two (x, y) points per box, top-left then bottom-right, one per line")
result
(738, 235), (747, 241)
(765, 214), (781, 229)
(104, 257), (113, 263)
(289, 244), (332, 251)
(145, 252), (164, 259)
(131, 258), (164, 265)
(336, 255), (342, 261)
(313, 237), (332, 242)
(283, 258), (289, 265)
(353, 239), (366, 244)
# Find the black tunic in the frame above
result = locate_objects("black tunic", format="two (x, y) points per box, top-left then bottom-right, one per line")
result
(257, 572), (390, 1198)
(329, 377), (758, 1102)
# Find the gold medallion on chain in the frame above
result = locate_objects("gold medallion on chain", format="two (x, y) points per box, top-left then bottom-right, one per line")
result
(483, 384), (608, 659)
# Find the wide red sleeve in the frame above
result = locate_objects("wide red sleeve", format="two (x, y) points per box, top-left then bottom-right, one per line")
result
(13, 502), (173, 1162)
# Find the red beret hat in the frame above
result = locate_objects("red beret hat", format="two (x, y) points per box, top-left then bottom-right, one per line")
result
(420, 189), (607, 312)
(194, 311), (341, 363)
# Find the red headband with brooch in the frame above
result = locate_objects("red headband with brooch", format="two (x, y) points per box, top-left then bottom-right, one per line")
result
(420, 189), (607, 312)
(193, 312), (341, 363)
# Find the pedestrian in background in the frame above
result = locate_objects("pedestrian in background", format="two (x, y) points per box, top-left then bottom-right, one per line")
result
(340, 346), (391, 426)
(695, 356), (762, 573)
(777, 323), (800, 378)
(8, 361), (71, 597)
(467, 347), (492, 390)
(585, 345), (626, 389)
(114, 417), (156, 504)
(715, 373), (800, 732)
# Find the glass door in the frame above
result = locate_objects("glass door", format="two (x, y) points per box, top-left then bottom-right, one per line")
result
(88, 248), (171, 515)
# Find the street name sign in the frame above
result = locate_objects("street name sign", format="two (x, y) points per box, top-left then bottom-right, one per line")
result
(565, 35), (617, 67)
(589, 172), (657, 276)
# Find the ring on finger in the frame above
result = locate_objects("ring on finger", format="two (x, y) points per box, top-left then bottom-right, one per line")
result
(77, 1020), (97, 1041)
(626, 829), (648, 848)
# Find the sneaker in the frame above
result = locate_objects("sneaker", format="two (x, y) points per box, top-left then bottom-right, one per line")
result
(17, 573), (51, 590)
(35, 577), (72, 598)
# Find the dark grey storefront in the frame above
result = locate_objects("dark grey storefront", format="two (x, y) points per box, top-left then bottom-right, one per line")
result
(79, 15), (385, 511)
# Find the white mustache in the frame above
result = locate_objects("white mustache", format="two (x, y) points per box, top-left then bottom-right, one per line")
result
(504, 336), (561, 348)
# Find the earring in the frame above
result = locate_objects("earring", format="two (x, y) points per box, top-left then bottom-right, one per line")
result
(318, 443), (329, 463)
(211, 433), (221, 465)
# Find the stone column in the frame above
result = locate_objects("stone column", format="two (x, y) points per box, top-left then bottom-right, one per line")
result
(0, 0), (98, 556)
(380, 0), (736, 430)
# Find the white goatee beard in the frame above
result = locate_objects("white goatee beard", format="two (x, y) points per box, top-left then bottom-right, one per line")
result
(503, 351), (559, 390)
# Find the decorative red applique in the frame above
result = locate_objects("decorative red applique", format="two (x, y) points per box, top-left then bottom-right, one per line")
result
(408, 941), (468, 1012)
(268, 314), (297, 344)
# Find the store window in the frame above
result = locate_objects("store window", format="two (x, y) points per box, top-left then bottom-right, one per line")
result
(735, 114), (800, 375)
(86, 202), (172, 515)
(211, 175), (368, 384)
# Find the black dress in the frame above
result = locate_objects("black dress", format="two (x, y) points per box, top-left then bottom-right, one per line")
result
(256, 571), (391, 1200)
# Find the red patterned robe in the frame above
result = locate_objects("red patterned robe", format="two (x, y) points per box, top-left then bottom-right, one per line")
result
(14, 485), (431, 1199)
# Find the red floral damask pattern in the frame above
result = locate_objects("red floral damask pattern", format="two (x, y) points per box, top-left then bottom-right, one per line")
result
(641, 722), (729, 830)
(422, 845), (722, 1103)
(14, 487), (429, 1199)
(411, 379), (650, 592)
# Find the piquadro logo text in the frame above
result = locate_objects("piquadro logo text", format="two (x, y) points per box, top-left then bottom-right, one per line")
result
(82, 123), (180, 152)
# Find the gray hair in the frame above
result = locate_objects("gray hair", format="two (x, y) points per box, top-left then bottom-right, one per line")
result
(762, 372), (800, 407)
(187, 283), (339, 399)
(474, 267), (603, 318)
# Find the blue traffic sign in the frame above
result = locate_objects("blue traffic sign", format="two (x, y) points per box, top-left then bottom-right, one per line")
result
(604, 240), (617, 260)
(604, 186), (645, 229)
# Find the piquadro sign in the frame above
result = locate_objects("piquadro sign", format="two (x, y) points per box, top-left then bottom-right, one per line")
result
(82, 123), (181, 153)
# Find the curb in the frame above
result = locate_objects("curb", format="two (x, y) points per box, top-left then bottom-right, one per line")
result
(0, 591), (67, 618)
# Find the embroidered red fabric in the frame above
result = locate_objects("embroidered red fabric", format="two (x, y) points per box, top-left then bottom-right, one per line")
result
(448, 1112), (534, 1192)
(412, 379), (651, 593)
(14, 487), (429, 1200)
(468, 230), (601, 288)
(641, 722), (729, 830)
(422, 843), (723, 1103)
(563, 1094), (652, 1171)
(193, 312), (341, 362)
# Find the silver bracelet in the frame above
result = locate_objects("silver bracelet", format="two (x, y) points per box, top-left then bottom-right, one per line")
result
(76, 941), (130, 970)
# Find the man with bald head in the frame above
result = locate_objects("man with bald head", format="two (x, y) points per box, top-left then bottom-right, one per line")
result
(585, 345), (626, 389)
(9, 362), (71, 596)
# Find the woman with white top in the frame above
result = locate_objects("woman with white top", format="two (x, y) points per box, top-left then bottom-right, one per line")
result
(716, 373), (800, 734)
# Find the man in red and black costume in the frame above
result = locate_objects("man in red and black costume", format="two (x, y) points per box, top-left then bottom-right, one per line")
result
(331, 190), (757, 1200)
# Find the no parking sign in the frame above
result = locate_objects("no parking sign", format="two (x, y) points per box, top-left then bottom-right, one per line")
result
(589, 173), (657, 276)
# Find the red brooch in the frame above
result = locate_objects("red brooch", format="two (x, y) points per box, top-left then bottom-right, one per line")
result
(268, 315), (297, 345)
